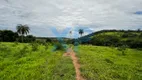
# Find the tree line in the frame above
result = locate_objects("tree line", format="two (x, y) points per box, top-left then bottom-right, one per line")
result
(78, 29), (142, 48)
(0, 24), (35, 43)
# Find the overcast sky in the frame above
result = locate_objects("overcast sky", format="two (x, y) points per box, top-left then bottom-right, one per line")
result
(0, 0), (142, 38)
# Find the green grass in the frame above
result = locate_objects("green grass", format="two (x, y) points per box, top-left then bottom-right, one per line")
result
(0, 42), (75, 80)
(76, 45), (142, 80)
(1, 42), (141, 80)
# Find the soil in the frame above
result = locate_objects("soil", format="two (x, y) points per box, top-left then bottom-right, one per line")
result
(63, 48), (85, 80)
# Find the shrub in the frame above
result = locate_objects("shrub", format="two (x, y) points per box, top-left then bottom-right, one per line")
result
(46, 38), (52, 43)
(117, 45), (128, 55)
(12, 41), (19, 47)
(54, 43), (65, 51)
(44, 43), (48, 50)
(30, 42), (39, 51)
(18, 46), (28, 58)
(105, 58), (114, 64)
(35, 40), (46, 45)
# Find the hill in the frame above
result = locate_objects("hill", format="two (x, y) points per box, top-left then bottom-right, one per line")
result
(78, 30), (142, 48)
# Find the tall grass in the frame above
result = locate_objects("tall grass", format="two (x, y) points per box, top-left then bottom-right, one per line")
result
(0, 42), (75, 80)
(76, 45), (142, 80)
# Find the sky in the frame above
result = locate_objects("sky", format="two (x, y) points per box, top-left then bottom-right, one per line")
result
(0, 0), (142, 38)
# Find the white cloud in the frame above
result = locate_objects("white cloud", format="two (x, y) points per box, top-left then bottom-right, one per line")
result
(0, 0), (142, 37)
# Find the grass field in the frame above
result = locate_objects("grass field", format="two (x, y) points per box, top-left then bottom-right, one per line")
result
(0, 42), (75, 80)
(0, 42), (142, 80)
(76, 45), (142, 80)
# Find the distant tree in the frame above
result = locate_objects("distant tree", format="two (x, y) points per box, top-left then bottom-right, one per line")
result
(16, 24), (30, 42)
(46, 38), (52, 43)
(78, 29), (84, 37)
(25, 35), (36, 43)
(0, 30), (18, 42)
(137, 28), (141, 32)
(140, 33), (142, 37)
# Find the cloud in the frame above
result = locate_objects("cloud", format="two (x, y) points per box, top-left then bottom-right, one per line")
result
(0, 0), (142, 37)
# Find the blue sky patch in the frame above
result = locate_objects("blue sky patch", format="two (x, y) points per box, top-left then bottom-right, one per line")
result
(134, 11), (142, 15)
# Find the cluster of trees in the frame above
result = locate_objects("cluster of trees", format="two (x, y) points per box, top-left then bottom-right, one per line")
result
(79, 30), (142, 48)
(0, 30), (18, 42)
(0, 24), (35, 43)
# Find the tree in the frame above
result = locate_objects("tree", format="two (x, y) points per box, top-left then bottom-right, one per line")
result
(78, 29), (84, 37)
(16, 24), (30, 42)
(0, 30), (18, 42)
(25, 35), (36, 43)
(137, 28), (141, 32)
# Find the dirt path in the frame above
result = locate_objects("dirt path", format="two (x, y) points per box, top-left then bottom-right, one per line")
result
(63, 48), (85, 80)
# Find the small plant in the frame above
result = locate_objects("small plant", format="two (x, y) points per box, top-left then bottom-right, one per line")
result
(12, 41), (19, 47)
(0, 44), (10, 51)
(14, 41), (19, 45)
(45, 43), (48, 50)
(54, 42), (65, 51)
(13, 46), (28, 58)
(117, 45), (128, 55)
(30, 42), (39, 51)
(19, 46), (28, 58)
(105, 58), (114, 64)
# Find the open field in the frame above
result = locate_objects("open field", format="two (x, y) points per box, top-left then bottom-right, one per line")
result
(76, 45), (142, 80)
(0, 42), (142, 80)
(0, 42), (75, 80)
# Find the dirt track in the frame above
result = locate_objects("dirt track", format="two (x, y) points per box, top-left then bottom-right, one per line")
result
(63, 48), (84, 80)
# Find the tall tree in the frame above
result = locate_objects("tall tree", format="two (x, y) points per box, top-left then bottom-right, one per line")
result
(16, 24), (30, 42)
(78, 29), (84, 37)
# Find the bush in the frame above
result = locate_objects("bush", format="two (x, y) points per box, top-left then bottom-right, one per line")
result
(46, 38), (52, 43)
(91, 35), (120, 46)
(117, 45), (128, 55)
(17, 35), (36, 43)
(35, 40), (46, 45)
(30, 42), (39, 51)
(16, 46), (28, 58)
(44, 43), (48, 50)
(54, 43), (65, 51)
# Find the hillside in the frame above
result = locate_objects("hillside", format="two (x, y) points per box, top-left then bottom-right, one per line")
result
(78, 30), (142, 48)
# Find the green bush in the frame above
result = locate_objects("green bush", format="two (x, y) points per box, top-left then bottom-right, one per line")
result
(54, 43), (65, 51)
(16, 46), (28, 58)
(35, 40), (46, 45)
(30, 42), (39, 51)
(117, 45), (128, 55)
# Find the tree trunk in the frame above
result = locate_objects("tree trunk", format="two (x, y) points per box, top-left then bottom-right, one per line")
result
(22, 34), (24, 43)
(81, 34), (82, 37)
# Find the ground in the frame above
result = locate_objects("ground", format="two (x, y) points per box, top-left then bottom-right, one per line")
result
(0, 42), (142, 80)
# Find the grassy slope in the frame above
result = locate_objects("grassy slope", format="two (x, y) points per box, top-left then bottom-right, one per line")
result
(80, 30), (142, 43)
(0, 42), (75, 80)
(76, 45), (142, 80)
(98, 31), (141, 37)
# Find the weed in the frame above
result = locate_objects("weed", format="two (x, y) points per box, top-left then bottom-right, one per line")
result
(30, 42), (39, 51)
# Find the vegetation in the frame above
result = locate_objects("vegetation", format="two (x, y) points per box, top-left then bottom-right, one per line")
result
(79, 30), (142, 48)
(0, 29), (35, 43)
(0, 30), (18, 42)
(78, 29), (84, 37)
(0, 42), (75, 80)
(0, 27), (142, 80)
(16, 24), (30, 42)
(76, 45), (142, 80)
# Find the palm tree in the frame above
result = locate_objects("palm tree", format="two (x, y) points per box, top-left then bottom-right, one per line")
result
(78, 29), (84, 37)
(16, 24), (30, 42)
